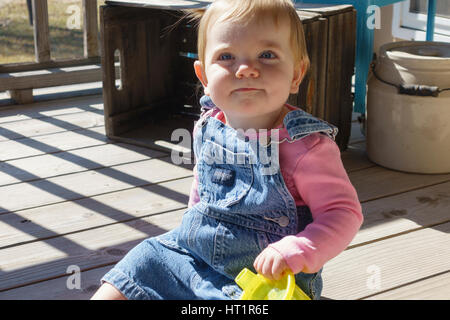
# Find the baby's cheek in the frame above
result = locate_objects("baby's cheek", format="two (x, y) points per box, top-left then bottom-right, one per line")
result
(208, 83), (229, 105)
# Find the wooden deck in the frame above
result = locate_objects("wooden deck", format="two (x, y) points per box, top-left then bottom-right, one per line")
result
(0, 94), (449, 300)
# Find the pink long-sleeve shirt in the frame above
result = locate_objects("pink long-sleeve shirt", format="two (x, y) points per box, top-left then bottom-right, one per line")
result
(188, 105), (363, 274)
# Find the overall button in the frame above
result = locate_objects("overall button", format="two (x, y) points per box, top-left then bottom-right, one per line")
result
(277, 216), (290, 228)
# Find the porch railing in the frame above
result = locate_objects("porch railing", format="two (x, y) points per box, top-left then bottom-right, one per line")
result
(0, 0), (105, 105)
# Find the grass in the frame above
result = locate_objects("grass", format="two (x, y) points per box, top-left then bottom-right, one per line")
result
(0, 0), (105, 64)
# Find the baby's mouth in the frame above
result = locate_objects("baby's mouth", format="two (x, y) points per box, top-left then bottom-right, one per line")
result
(232, 88), (261, 93)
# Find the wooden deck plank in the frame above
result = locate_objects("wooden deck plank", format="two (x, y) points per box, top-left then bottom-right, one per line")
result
(0, 95), (103, 124)
(0, 209), (186, 292)
(349, 166), (450, 203)
(0, 265), (110, 300)
(0, 110), (105, 142)
(364, 271), (450, 300)
(0, 142), (166, 186)
(0, 156), (194, 215)
(321, 222), (450, 300)
(352, 181), (450, 247)
(0, 126), (107, 161)
(340, 141), (374, 173)
(0, 177), (192, 248)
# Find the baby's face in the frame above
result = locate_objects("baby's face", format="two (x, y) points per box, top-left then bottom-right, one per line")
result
(195, 15), (303, 129)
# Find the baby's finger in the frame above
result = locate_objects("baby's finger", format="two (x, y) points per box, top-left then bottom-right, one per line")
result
(271, 259), (285, 280)
(260, 258), (275, 280)
(253, 253), (265, 274)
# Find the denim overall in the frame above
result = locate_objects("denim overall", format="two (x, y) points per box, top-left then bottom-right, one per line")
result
(102, 105), (338, 300)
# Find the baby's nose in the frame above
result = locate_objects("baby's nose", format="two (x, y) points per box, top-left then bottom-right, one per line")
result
(235, 63), (260, 79)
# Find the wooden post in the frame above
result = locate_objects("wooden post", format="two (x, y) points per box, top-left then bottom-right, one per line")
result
(8, 0), (51, 105)
(83, 0), (99, 58)
(8, 89), (34, 105)
(32, 0), (51, 62)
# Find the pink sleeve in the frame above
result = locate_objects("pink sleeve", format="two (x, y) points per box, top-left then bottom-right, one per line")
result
(188, 164), (200, 208)
(269, 136), (363, 274)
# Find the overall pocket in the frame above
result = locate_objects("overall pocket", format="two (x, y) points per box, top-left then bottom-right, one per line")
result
(198, 140), (253, 207)
(212, 222), (268, 279)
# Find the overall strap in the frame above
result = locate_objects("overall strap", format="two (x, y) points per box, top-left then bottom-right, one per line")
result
(283, 109), (338, 141)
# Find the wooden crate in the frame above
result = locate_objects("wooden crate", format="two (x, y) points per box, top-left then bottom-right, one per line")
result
(100, 1), (355, 152)
(292, 5), (356, 151)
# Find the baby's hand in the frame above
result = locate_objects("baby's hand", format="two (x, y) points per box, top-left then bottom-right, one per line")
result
(253, 247), (291, 281)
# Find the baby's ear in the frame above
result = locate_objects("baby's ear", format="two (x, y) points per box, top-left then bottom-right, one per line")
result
(290, 61), (306, 94)
(194, 60), (210, 96)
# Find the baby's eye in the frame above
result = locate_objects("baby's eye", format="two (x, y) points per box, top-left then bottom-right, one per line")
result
(259, 51), (277, 59)
(218, 53), (234, 61)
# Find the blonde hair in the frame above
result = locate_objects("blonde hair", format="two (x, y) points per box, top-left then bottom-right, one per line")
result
(187, 0), (310, 72)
